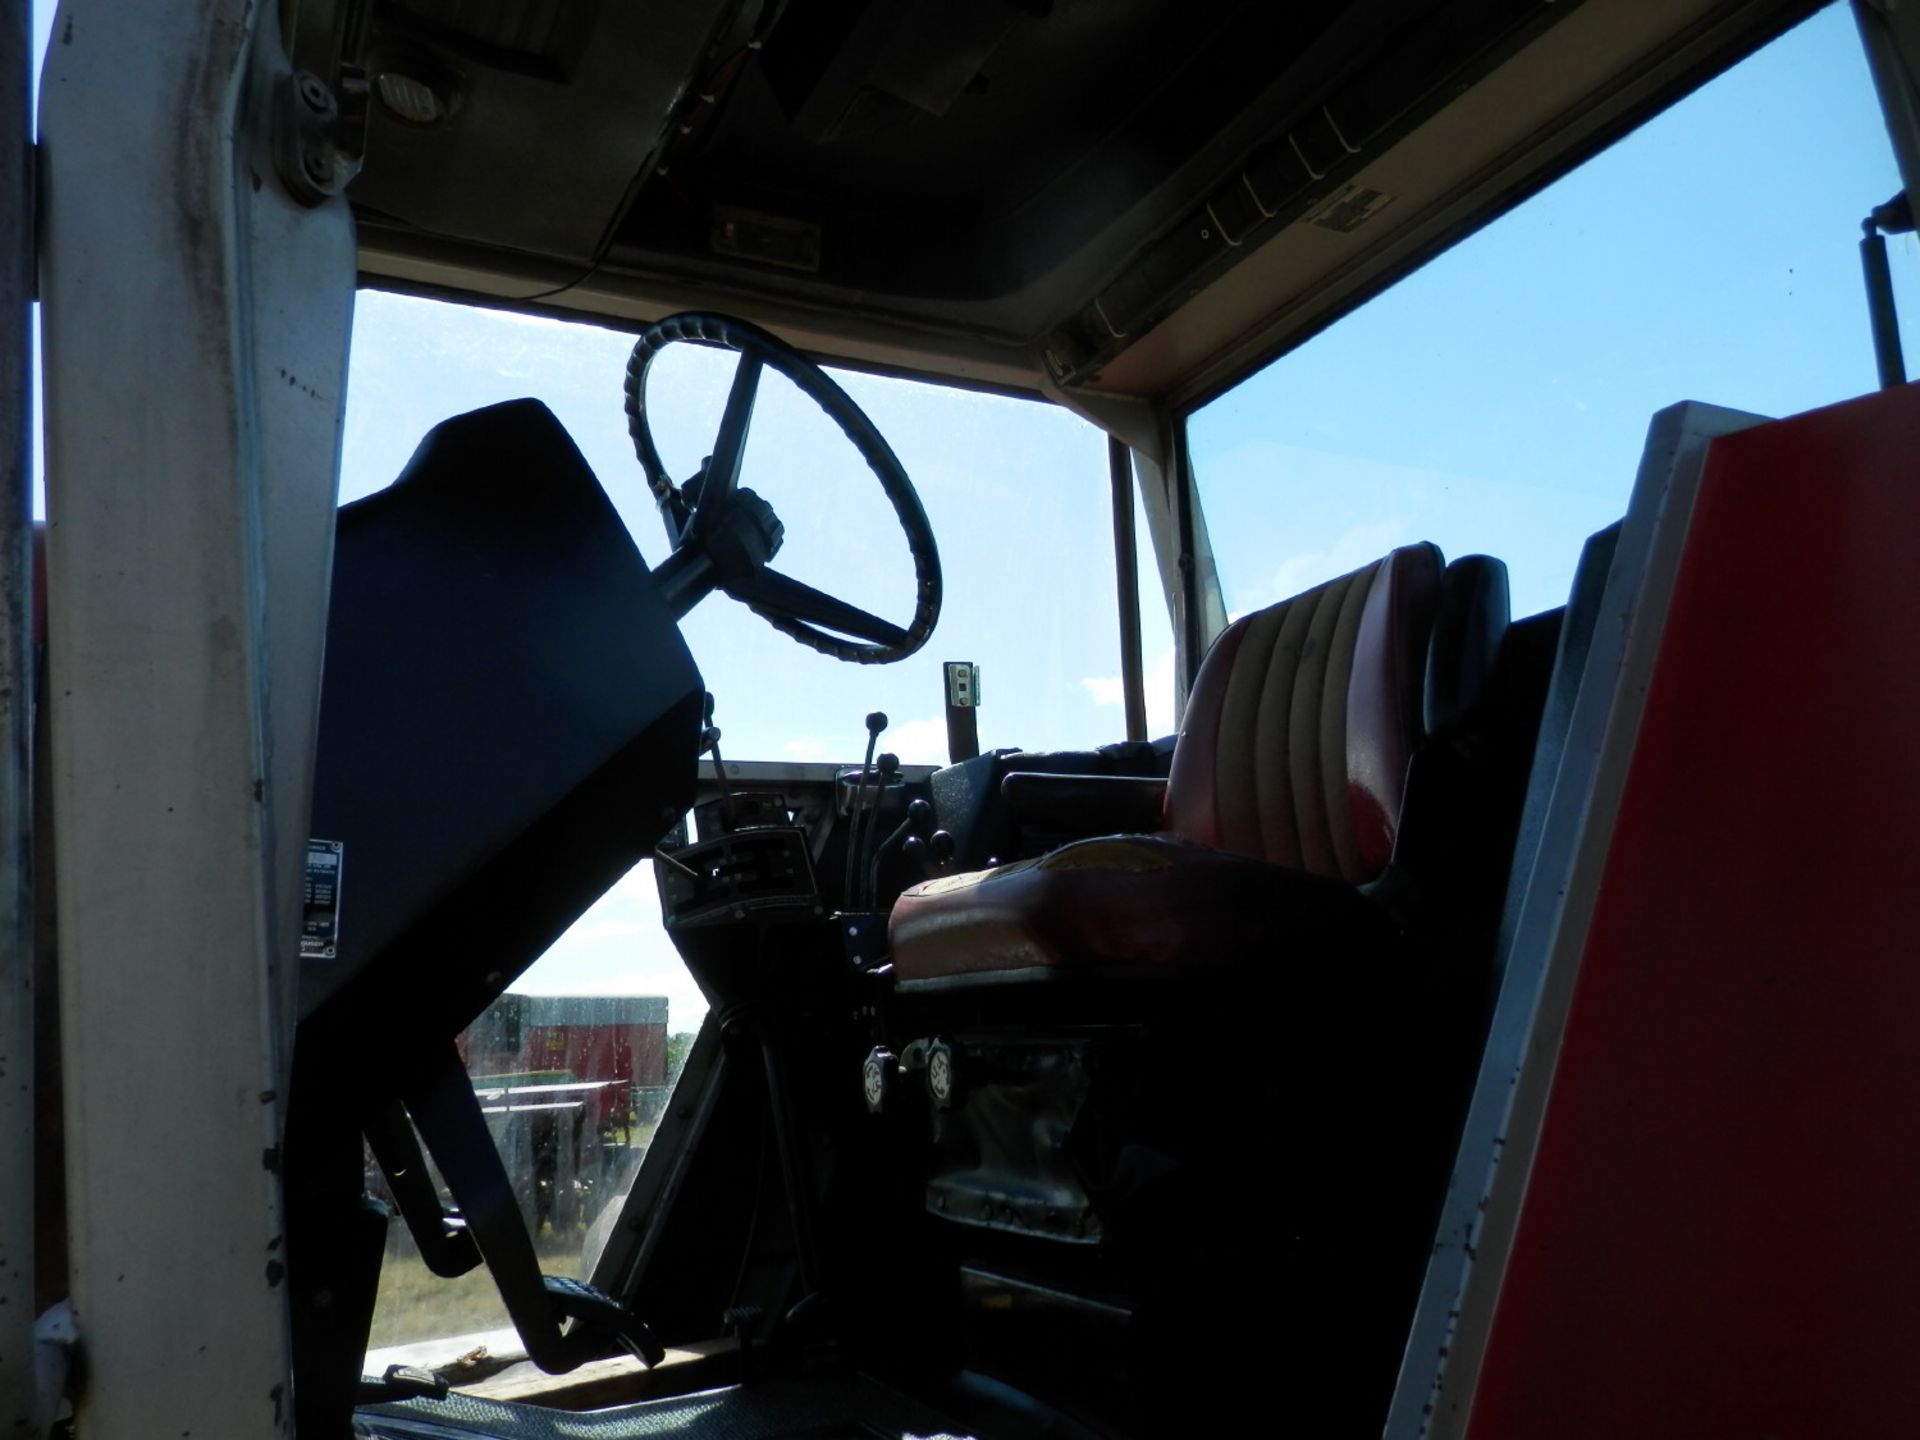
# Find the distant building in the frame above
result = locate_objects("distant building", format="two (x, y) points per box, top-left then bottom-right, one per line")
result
(459, 992), (669, 1132)
(450, 993), (672, 1233)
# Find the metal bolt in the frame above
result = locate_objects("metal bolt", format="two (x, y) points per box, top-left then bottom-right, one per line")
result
(927, 1040), (956, 1108)
(861, 1047), (895, 1114)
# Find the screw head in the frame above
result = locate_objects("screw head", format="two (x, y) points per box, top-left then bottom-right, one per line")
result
(861, 1047), (896, 1114)
(927, 1040), (956, 1108)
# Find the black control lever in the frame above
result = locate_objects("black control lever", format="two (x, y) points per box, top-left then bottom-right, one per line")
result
(841, 711), (886, 905)
(902, 810), (955, 872)
(364, 1099), (481, 1279)
(702, 692), (736, 831)
(871, 796), (932, 901)
(403, 1045), (667, 1376)
(859, 752), (899, 906)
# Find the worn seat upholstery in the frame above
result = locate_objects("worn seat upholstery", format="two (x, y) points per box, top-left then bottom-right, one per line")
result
(890, 543), (1497, 983)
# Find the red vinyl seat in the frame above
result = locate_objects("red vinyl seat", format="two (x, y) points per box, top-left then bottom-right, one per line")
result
(889, 543), (1464, 984)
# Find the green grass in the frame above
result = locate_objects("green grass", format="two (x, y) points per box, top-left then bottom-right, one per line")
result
(367, 1137), (652, 1351)
(369, 1228), (583, 1351)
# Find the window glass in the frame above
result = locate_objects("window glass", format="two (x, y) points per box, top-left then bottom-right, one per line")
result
(341, 296), (1129, 763)
(362, 864), (700, 1359)
(340, 296), (1147, 1358)
(1188, 3), (1916, 622)
(1123, 484), (1178, 738)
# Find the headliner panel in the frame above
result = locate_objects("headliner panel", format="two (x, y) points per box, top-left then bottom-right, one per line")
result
(344, 0), (1824, 405)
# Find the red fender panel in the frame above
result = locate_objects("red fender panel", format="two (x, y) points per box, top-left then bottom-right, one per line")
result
(1468, 382), (1920, 1436)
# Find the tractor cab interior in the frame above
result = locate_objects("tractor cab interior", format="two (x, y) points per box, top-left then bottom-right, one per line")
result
(259, 2), (1920, 1436)
(301, 318), (1558, 1440)
(19, 2), (1920, 1439)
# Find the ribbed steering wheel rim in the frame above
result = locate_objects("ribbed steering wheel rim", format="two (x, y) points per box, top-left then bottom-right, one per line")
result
(624, 312), (942, 665)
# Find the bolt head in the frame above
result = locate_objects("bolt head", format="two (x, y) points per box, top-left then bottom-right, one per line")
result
(861, 1047), (896, 1114)
(927, 1041), (955, 1107)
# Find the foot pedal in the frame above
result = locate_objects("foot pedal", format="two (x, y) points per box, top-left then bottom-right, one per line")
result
(355, 1364), (450, 1405)
(545, 1275), (667, 1367)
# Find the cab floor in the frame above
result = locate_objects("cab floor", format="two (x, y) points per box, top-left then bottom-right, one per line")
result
(357, 1371), (980, 1440)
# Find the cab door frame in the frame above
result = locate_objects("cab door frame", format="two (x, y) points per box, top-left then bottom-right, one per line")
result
(36, 2), (356, 1435)
(0, 3), (36, 1429)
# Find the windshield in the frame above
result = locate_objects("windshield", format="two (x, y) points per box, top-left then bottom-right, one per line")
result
(342, 299), (1169, 763)
(341, 297), (1164, 1361)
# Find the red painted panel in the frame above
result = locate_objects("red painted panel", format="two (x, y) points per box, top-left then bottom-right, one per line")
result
(462, 1018), (668, 1128)
(1468, 384), (1920, 1436)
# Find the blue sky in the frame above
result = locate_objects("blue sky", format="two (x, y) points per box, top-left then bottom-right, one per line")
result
(24, 2), (1915, 1031)
(337, 307), (1144, 1029)
(1191, 2), (1914, 620)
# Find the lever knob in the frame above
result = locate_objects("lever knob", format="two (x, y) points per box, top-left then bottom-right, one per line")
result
(865, 711), (889, 734)
(928, 830), (955, 863)
(907, 798), (934, 831)
(862, 1047), (898, 1114)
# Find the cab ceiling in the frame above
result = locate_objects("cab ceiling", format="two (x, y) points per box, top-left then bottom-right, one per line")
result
(332, 0), (1825, 403)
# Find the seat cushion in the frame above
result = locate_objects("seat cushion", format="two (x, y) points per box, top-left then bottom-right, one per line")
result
(889, 833), (1400, 986)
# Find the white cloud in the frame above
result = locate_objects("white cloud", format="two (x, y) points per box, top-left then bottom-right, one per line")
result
(514, 863), (709, 1029)
(1262, 516), (1416, 606)
(1077, 648), (1177, 739)
(780, 735), (834, 762)
(887, 716), (952, 766)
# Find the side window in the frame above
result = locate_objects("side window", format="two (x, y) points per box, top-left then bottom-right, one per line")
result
(1187, 3), (1913, 622)
(364, 867), (702, 1359)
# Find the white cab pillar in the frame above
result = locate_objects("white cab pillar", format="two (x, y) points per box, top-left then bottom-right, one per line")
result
(38, 1), (354, 1434)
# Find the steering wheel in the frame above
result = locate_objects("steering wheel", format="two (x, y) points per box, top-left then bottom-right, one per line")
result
(624, 312), (942, 664)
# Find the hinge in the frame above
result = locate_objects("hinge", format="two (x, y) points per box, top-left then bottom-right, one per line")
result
(272, 66), (367, 206)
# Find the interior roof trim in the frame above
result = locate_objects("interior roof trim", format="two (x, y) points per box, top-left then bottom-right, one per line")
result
(353, 0), (1824, 409)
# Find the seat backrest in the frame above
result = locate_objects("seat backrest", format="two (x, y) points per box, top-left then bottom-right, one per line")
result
(1163, 543), (1445, 882)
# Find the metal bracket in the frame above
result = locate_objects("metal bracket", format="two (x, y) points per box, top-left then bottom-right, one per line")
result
(1323, 105), (1361, 155)
(1288, 132), (1325, 182)
(274, 66), (367, 205)
(1204, 198), (1249, 247)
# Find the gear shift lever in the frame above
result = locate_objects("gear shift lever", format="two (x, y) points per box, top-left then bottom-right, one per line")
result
(842, 711), (887, 904)
(859, 752), (899, 907)
(701, 692), (737, 831)
(869, 793), (930, 904)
